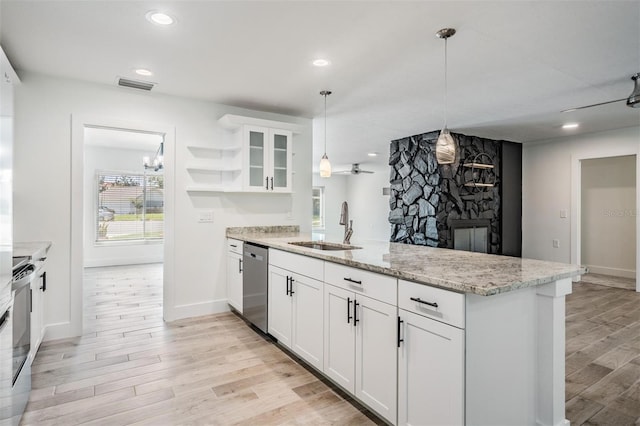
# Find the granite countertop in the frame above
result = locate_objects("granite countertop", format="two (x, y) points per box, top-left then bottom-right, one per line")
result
(226, 228), (585, 296)
(14, 241), (52, 259)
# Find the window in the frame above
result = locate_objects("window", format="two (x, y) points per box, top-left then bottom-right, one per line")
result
(312, 186), (325, 229)
(96, 172), (164, 242)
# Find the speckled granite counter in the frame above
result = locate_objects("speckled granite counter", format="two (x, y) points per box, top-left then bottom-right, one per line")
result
(14, 241), (52, 259)
(226, 229), (584, 296)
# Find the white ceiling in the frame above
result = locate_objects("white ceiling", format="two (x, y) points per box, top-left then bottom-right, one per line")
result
(1, 1), (639, 171)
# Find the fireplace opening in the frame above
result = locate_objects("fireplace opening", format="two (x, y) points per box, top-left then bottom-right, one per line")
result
(451, 219), (490, 253)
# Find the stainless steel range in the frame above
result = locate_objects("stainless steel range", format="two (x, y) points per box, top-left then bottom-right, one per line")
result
(0, 257), (34, 426)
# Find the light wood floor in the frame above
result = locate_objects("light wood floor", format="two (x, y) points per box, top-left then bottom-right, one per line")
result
(22, 264), (380, 426)
(21, 265), (640, 425)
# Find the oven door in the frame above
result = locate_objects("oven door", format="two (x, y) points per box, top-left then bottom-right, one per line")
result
(0, 306), (15, 425)
(11, 282), (30, 386)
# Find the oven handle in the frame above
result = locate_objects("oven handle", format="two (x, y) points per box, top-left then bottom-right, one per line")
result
(12, 267), (36, 291)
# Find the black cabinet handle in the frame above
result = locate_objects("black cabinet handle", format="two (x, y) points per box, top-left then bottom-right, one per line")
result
(397, 317), (404, 347)
(410, 297), (438, 309)
(230, 244), (237, 248)
(289, 277), (295, 296)
(353, 300), (359, 326)
(238, 259), (242, 273)
(265, 177), (269, 190)
(344, 277), (362, 285)
(286, 276), (290, 296)
(40, 271), (47, 292)
(347, 297), (352, 324)
(30, 288), (33, 313)
(270, 177), (274, 190)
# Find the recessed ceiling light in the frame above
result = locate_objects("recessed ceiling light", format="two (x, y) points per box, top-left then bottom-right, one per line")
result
(313, 59), (330, 67)
(562, 123), (579, 130)
(135, 69), (153, 76)
(367, 152), (378, 157)
(146, 11), (175, 26)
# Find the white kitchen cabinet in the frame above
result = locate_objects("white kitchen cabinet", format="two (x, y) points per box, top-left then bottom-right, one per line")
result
(30, 269), (46, 361)
(268, 250), (324, 370)
(243, 125), (292, 192)
(397, 309), (464, 426)
(324, 279), (397, 424)
(226, 239), (243, 313)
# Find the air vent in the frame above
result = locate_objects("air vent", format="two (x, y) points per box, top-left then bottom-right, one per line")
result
(117, 77), (155, 91)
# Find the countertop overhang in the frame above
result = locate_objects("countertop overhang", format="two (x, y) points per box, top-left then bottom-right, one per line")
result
(226, 229), (585, 296)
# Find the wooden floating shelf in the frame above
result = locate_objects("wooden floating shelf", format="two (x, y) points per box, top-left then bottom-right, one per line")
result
(464, 183), (495, 187)
(186, 166), (242, 173)
(463, 163), (494, 169)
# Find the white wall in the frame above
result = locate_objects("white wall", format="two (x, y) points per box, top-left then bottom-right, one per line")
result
(312, 172), (348, 240)
(345, 162), (391, 242)
(13, 72), (312, 340)
(522, 126), (640, 269)
(581, 155), (636, 278)
(83, 144), (164, 267)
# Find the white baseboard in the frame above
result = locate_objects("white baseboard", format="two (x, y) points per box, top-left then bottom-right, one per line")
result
(84, 256), (164, 268)
(42, 321), (78, 341)
(168, 299), (230, 322)
(583, 264), (635, 279)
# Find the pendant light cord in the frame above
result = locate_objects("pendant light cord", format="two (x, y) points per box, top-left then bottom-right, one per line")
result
(324, 93), (327, 155)
(444, 36), (448, 129)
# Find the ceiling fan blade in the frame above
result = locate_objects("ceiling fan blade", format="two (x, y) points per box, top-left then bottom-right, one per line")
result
(562, 98), (626, 113)
(358, 170), (374, 174)
(332, 170), (352, 175)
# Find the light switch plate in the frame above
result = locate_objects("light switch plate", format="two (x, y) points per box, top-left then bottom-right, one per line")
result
(553, 239), (560, 248)
(198, 211), (214, 223)
(560, 209), (567, 218)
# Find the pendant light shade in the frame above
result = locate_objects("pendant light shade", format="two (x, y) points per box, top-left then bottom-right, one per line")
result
(319, 90), (332, 177)
(435, 28), (457, 165)
(627, 73), (640, 108)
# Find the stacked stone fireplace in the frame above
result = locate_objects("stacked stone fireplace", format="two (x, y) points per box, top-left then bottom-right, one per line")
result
(389, 130), (504, 254)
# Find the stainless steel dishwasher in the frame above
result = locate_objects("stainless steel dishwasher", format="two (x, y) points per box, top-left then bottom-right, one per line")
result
(242, 243), (268, 333)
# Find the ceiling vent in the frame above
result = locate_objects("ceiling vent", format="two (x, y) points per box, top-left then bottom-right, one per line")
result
(117, 77), (155, 91)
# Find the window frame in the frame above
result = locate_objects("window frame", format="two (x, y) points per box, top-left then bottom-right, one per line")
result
(95, 170), (164, 244)
(312, 186), (325, 230)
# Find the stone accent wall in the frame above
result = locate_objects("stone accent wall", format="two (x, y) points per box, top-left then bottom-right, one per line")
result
(388, 131), (502, 254)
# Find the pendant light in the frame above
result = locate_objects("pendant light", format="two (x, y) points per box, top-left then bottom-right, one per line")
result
(435, 28), (457, 165)
(319, 90), (332, 177)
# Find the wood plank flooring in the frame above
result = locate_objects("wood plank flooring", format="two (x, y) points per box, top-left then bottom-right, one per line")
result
(21, 265), (640, 425)
(566, 279), (640, 425)
(21, 264), (380, 426)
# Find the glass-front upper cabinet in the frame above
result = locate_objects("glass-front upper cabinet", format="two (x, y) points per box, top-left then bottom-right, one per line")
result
(243, 125), (292, 192)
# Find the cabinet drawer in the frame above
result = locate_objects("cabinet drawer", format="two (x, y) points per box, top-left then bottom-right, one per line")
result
(227, 238), (243, 255)
(324, 262), (396, 305)
(269, 249), (324, 281)
(399, 279), (465, 329)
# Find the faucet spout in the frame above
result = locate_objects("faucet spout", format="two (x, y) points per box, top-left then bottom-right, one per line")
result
(340, 201), (353, 244)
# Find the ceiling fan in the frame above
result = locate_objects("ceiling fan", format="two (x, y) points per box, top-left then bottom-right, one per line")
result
(562, 73), (640, 112)
(333, 163), (375, 175)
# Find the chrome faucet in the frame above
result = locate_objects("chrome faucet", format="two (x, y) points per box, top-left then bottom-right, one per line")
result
(339, 201), (353, 245)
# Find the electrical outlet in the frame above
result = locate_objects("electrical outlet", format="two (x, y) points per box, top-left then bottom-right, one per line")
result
(553, 239), (560, 248)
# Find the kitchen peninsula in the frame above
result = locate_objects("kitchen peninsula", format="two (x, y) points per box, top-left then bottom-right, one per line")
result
(227, 226), (584, 426)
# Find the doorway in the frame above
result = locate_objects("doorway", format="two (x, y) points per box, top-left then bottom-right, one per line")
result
(575, 154), (639, 292)
(71, 116), (175, 337)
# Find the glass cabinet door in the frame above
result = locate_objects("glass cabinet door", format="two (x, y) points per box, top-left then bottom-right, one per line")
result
(271, 131), (290, 191)
(246, 126), (268, 190)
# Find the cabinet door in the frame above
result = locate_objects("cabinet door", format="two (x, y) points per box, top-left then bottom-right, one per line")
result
(398, 309), (464, 426)
(324, 284), (355, 393)
(291, 274), (323, 370)
(269, 129), (292, 193)
(268, 265), (292, 348)
(244, 125), (270, 191)
(226, 253), (243, 313)
(355, 295), (398, 424)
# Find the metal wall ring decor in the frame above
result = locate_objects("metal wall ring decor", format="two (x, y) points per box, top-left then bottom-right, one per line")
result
(463, 152), (496, 190)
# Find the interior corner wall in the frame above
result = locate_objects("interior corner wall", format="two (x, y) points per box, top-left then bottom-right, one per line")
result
(83, 144), (164, 267)
(580, 156), (636, 278)
(522, 126), (640, 264)
(13, 72), (312, 340)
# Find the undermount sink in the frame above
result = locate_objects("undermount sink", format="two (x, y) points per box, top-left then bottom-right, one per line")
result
(288, 241), (362, 251)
